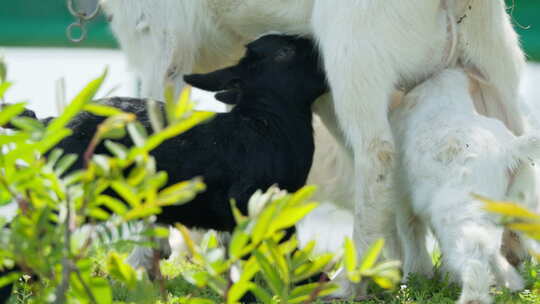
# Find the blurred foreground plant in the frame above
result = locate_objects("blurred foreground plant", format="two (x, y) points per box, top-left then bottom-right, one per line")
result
(0, 57), (212, 303)
(175, 185), (401, 304)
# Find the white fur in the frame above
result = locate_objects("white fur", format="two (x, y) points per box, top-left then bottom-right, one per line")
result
(101, 0), (530, 297)
(391, 69), (539, 304)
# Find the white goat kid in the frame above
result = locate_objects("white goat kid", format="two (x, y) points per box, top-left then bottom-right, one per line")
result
(100, 0), (533, 296)
(391, 69), (540, 304)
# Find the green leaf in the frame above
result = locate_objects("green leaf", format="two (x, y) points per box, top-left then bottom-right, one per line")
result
(127, 121), (148, 147)
(174, 86), (194, 119)
(46, 148), (64, 168)
(147, 99), (165, 132)
(269, 203), (318, 232)
(0, 102), (26, 126)
(289, 185), (317, 206)
(229, 230), (250, 259)
(37, 128), (72, 154)
(0, 82), (12, 99)
(111, 181), (140, 207)
(359, 238), (385, 272)
(227, 281), (253, 304)
(89, 207), (111, 220)
(344, 237), (357, 273)
(127, 166), (146, 187)
(123, 205), (161, 221)
(47, 68), (107, 133)
(248, 283), (274, 304)
(0, 58), (6, 83)
(83, 103), (123, 116)
(251, 201), (278, 245)
(156, 179), (205, 206)
(104, 140), (128, 159)
(9, 116), (45, 132)
(54, 154), (78, 176)
(252, 249), (284, 296)
(131, 111), (215, 157)
(293, 253), (333, 283)
(96, 195), (127, 215)
(143, 226), (170, 239)
(478, 194), (540, 220)
(0, 271), (20, 288)
(507, 223), (540, 240)
(238, 256), (260, 283)
(265, 239), (289, 284)
(106, 252), (137, 289)
(288, 282), (338, 303)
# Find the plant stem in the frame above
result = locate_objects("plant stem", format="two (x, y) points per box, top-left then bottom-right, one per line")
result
(305, 273), (329, 304)
(55, 199), (74, 303)
(74, 266), (98, 304)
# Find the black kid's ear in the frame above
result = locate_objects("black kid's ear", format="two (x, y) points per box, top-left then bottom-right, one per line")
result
(183, 67), (238, 92)
(215, 90), (240, 105)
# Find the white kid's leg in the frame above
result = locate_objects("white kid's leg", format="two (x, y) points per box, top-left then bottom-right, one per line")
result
(395, 203), (433, 281)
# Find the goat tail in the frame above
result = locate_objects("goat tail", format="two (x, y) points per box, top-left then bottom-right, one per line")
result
(509, 132), (540, 164)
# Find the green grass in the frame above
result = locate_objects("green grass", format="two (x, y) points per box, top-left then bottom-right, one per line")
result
(9, 240), (540, 304)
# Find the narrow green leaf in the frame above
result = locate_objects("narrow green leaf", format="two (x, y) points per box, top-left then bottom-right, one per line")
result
(0, 102), (26, 126)
(88, 207), (110, 220)
(0, 271), (20, 288)
(344, 237), (357, 273)
(0, 82), (12, 99)
(293, 253), (333, 283)
(359, 238), (385, 272)
(110, 181), (140, 207)
(227, 281), (252, 304)
(289, 185), (317, 206)
(123, 205), (161, 221)
(288, 282), (338, 303)
(252, 249), (284, 295)
(107, 252), (137, 289)
(9, 116), (45, 132)
(54, 154), (78, 176)
(96, 195), (128, 215)
(478, 194), (540, 220)
(127, 166), (146, 186)
(83, 103), (123, 116)
(174, 86), (194, 119)
(37, 128), (72, 154)
(229, 230), (250, 259)
(48, 68), (107, 132)
(147, 99), (165, 132)
(0, 59), (6, 83)
(104, 140), (128, 159)
(127, 121), (148, 147)
(131, 111), (215, 157)
(156, 179), (205, 206)
(269, 203), (318, 232)
(251, 201), (278, 245)
(249, 283), (274, 304)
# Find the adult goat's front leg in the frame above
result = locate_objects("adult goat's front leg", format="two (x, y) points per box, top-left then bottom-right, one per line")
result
(312, 0), (401, 270)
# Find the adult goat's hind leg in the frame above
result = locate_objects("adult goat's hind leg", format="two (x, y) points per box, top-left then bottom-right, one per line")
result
(459, 0), (526, 135)
(313, 0), (400, 276)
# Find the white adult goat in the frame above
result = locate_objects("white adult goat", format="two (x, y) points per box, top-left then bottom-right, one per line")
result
(100, 0), (535, 296)
(392, 68), (540, 304)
